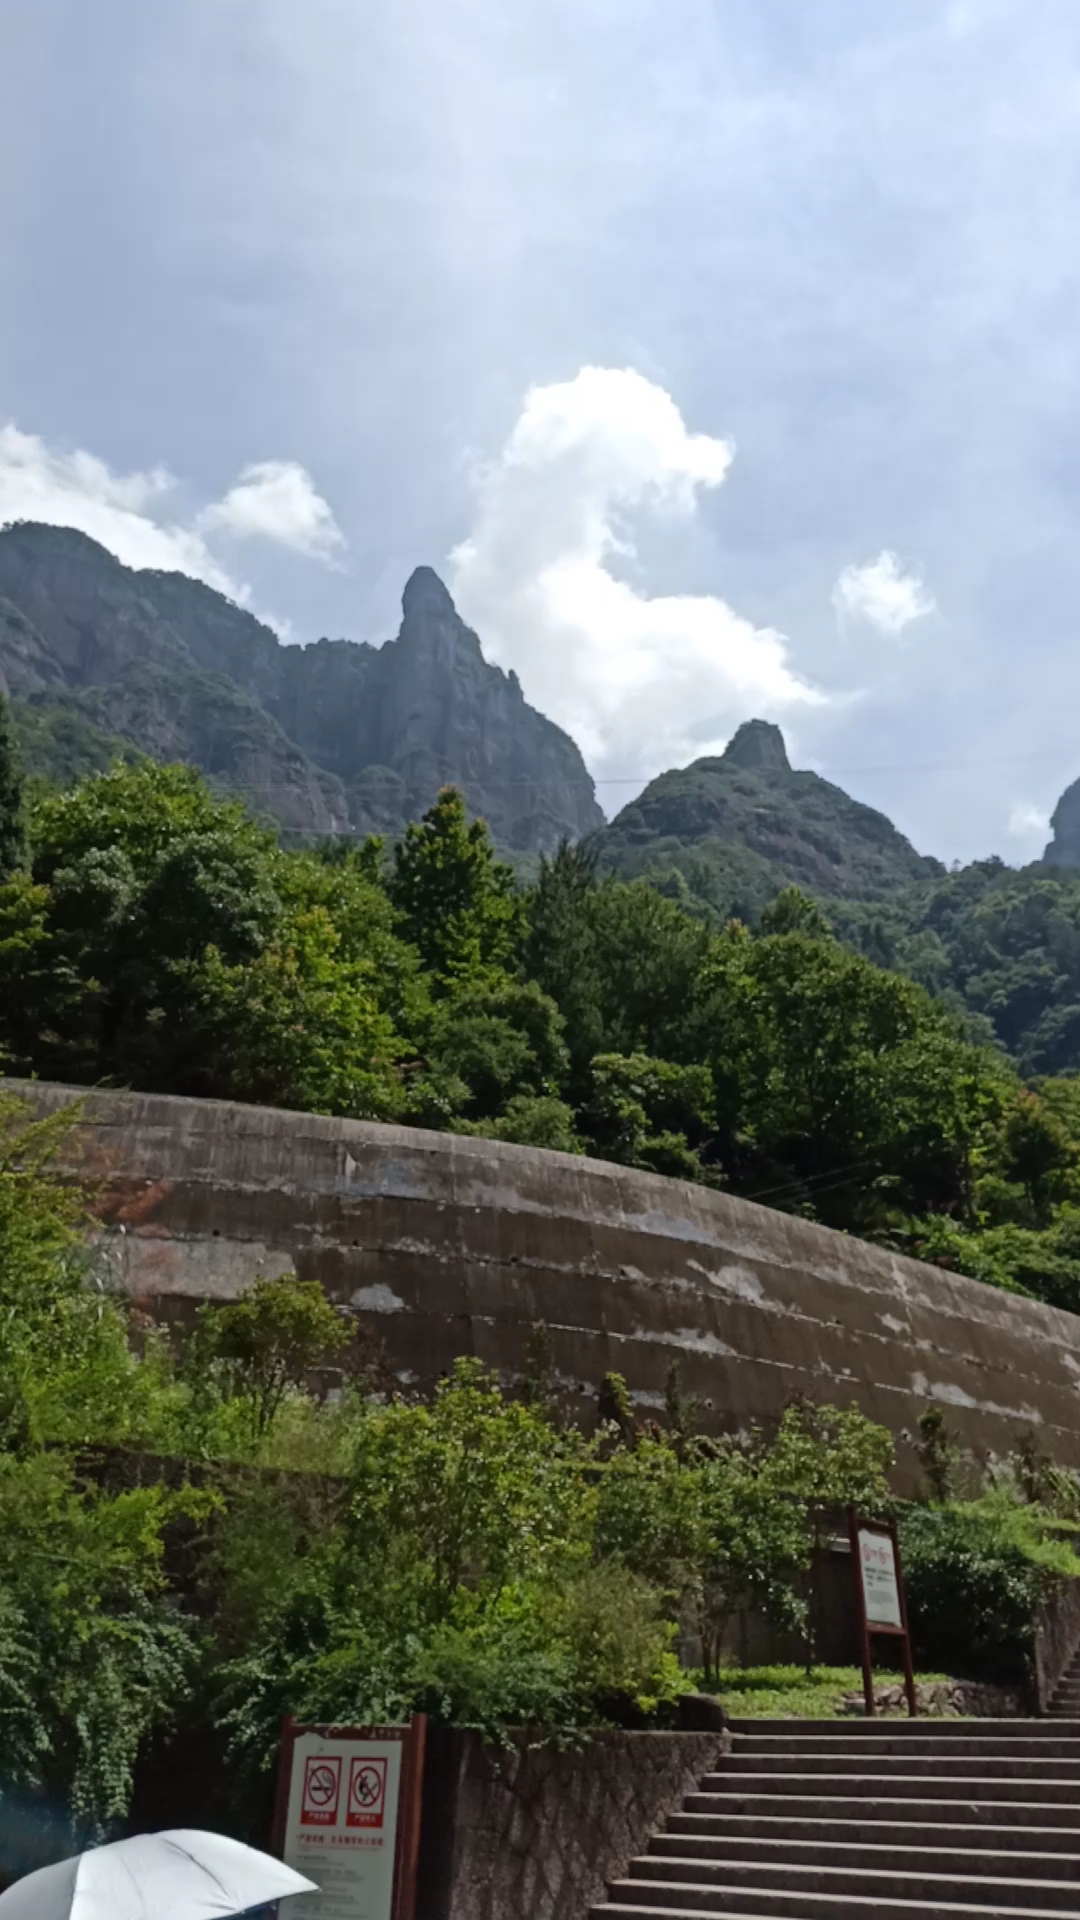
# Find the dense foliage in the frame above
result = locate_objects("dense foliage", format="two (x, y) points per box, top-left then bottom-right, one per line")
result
(830, 859), (1080, 1076)
(7, 758), (1080, 1303)
(4, 1094), (1080, 1856)
(0, 1093), (904, 1851)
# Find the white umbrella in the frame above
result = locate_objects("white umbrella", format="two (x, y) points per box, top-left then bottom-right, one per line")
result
(0, 1829), (317, 1920)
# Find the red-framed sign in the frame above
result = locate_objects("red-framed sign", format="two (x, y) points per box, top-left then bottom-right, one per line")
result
(271, 1714), (426, 1920)
(847, 1508), (917, 1718)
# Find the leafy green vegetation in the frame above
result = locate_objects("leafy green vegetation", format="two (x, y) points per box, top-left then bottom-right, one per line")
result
(4, 1092), (1080, 1853)
(830, 859), (1080, 1076)
(705, 1665), (949, 1719)
(598, 721), (939, 922)
(8, 759), (1080, 1302)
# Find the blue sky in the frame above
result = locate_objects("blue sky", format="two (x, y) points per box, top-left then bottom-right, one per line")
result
(3, 0), (1080, 861)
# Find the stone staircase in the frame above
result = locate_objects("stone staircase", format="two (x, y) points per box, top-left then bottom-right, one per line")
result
(592, 1717), (1080, 1918)
(1050, 1650), (1080, 1718)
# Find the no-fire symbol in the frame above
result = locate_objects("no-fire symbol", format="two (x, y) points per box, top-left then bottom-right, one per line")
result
(301, 1754), (342, 1827)
(347, 1754), (388, 1828)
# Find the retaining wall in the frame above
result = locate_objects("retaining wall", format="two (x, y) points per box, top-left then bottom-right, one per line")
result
(9, 1081), (1080, 1493)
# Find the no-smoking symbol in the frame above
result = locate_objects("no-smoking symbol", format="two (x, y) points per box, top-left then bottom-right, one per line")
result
(347, 1753), (387, 1827)
(301, 1753), (341, 1826)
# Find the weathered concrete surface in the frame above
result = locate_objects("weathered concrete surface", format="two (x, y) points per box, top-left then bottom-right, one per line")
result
(10, 1080), (1080, 1492)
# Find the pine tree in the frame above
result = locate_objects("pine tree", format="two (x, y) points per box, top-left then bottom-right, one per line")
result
(0, 693), (24, 877)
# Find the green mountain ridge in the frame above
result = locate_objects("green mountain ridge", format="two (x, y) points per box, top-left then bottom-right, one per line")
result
(9, 519), (1080, 1072)
(596, 718), (943, 923)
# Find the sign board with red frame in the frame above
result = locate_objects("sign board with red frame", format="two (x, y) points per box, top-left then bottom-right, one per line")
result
(271, 1716), (425, 1920)
(847, 1508), (917, 1718)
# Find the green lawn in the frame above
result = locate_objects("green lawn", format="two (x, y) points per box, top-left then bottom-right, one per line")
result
(704, 1664), (950, 1718)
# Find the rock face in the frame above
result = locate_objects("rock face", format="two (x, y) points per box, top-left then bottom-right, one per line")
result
(599, 719), (940, 921)
(0, 523), (602, 849)
(1044, 777), (1080, 870)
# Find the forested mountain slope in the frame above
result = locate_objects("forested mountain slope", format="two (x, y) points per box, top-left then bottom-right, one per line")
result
(597, 719), (942, 924)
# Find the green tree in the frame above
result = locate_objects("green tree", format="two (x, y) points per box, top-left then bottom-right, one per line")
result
(523, 851), (713, 1089)
(706, 921), (1008, 1231)
(389, 788), (522, 984)
(0, 1095), (170, 1453)
(188, 905), (406, 1120)
(18, 762), (282, 1087)
(191, 1273), (350, 1437)
(585, 1052), (717, 1182)
(0, 689), (24, 877)
(430, 978), (569, 1120)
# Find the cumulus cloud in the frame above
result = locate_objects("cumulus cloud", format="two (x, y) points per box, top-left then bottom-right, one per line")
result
(449, 367), (822, 789)
(833, 551), (935, 636)
(0, 424), (242, 595)
(198, 459), (344, 559)
(0, 426), (345, 607)
(1008, 799), (1051, 842)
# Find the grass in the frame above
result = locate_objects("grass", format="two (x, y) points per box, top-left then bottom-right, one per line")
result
(703, 1664), (950, 1718)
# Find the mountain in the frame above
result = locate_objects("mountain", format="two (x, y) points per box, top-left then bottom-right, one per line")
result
(1043, 776), (1080, 871)
(0, 523), (602, 851)
(598, 719), (942, 921)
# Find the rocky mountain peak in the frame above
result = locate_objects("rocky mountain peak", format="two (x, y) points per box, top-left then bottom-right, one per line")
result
(401, 565), (457, 623)
(0, 524), (602, 854)
(721, 719), (791, 774)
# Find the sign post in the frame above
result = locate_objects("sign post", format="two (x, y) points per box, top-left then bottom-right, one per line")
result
(846, 1508), (917, 1718)
(271, 1715), (426, 1920)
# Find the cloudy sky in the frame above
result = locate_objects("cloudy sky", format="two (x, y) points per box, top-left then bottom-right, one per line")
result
(3, 0), (1080, 861)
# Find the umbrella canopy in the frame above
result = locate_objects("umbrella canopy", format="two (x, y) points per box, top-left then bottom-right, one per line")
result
(0, 1830), (317, 1920)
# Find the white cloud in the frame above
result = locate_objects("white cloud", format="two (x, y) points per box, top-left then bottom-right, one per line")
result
(199, 459), (344, 560)
(0, 426), (345, 614)
(449, 367), (823, 791)
(0, 424), (243, 596)
(1008, 799), (1051, 841)
(833, 551), (935, 637)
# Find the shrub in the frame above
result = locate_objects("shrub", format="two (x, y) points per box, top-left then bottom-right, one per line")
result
(899, 1491), (1080, 1678)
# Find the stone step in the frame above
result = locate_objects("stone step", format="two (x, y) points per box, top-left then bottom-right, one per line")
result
(598, 1883), (1080, 1919)
(688, 1787), (1080, 1819)
(699, 1771), (1080, 1802)
(726, 1720), (1074, 1737)
(650, 1833), (1080, 1880)
(667, 1811), (1080, 1851)
(713, 1753), (1080, 1778)
(734, 1736), (1080, 1759)
(626, 1854), (1080, 1911)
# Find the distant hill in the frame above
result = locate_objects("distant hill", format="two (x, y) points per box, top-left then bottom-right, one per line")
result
(597, 718), (942, 921)
(0, 523), (602, 851)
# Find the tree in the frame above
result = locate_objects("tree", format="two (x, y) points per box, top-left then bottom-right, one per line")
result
(584, 1052), (717, 1182)
(192, 1273), (351, 1437)
(705, 921), (1009, 1231)
(389, 788), (522, 984)
(759, 886), (830, 939)
(0, 1094), (167, 1453)
(0, 689), (24, 877)
(429, 978), (569, 1121)
(20, 762), (283, 1087)
(523, 852), (713, 1089)
(188, 906), (406, 1120)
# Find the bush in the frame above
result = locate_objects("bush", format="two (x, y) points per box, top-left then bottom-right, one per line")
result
(899, 1492), (1080, 1678)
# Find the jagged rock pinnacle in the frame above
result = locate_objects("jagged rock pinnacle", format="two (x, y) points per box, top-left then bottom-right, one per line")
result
(721, 719), (791, 774)
(401, 566), (456, 622)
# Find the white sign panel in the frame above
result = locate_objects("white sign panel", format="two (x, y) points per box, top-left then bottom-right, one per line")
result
(282, 1731), (403, 1920)
(858, 1527), (902, 1630)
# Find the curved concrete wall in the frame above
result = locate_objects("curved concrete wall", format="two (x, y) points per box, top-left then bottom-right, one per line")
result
(10, 1079), (1080, 1492)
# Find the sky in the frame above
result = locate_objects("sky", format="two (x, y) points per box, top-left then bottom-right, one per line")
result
(3, 0), (1080, 861)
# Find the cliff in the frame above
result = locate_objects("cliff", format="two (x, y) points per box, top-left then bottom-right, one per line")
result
(0, 523), (602, 850)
